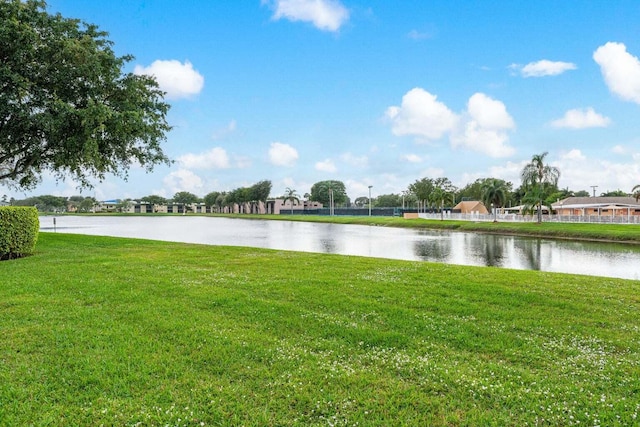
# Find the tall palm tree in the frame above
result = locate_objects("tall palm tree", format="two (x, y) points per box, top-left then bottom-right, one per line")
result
(481, 178), (507, 222)
(282, 187), (300, 214)
(633, 184), (640, 202)
(521, 152), (560, 223)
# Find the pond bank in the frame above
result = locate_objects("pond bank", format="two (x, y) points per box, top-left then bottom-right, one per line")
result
(207, 213), (640, 244)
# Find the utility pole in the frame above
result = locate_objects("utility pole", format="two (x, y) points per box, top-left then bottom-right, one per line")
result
(590, 185), (598, 197)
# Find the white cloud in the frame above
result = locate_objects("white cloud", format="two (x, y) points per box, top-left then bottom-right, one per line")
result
(269, 142), (299, 166)
(340, 152), (368, 167)
(402, 154), (422, 163)
(212, 120), (237, 140)
(266, 0), (349, 32)
(177, 147), (230, 170)
(560, 149), (586, 161)
(467, 93), (515, 129)
(385, 88), (457, 141)
(479, 152), (640, 195)
(233, 155), (252, 169)
(451, 93), (516, 158)
(487, 160), (528, 185)
(407, 29), (431, 40)
(550, 108), (611, 129)
(514, 60), (577, 77)
(593, 42), (640, 104)
(386, 89), (515, 157)
(555, 154), (640, 194)
(315, 158), (337, 172)
(162, 169), (204, 195)
(612, 145), (627, 154)
(345, 179), (373, 199)
(134, 60), (204, 100)
(421, 167), (445, 178)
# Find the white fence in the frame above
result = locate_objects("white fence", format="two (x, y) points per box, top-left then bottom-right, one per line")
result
(419, 212), (640, 225)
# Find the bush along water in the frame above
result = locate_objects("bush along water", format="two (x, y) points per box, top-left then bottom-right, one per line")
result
(0, 206), (39, 260)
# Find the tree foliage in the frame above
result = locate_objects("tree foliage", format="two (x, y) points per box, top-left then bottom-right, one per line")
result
(520, 152), (560, 223)
(203, 191), (220, 209)
(428, 187), (454, 219)
(309, 180), (347, 206)
(460, 178), (513, 205)
(353, 196), (369, 207)
(172, 191), (200, 205)
(600, 190), (628, 197)
(408, 177), (456, 210)
(141, 194), (168, 206)
(13, 194), (66, 212)
(408, 178), (435, 204)
(67, 195), (96, 212)
(250, 180), (272, 203)
(374, 194), (401, 207)
(282, 187), (300, 214)
(0, 0), (171, 189)
(481, 179), (508, 221)
(115, 199), (133, 213)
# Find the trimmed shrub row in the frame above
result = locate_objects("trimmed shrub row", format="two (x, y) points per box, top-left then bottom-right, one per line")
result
(0, 206), (39, 260)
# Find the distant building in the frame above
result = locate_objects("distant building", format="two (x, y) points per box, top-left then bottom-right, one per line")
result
(265, 199), (323, 214)
(452, 200), (489, 215)
(92, 199), (324, 215)
(95, 199), (119, 213)
(553, 196), (640, 217)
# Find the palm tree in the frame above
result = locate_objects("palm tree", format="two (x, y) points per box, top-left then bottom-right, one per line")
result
(520, 152), (560, 223)
(633, 184), (640, 202)
(428, 187), (453, 220)
(282, 187), (300, 214)
(481, 178), (507, 222)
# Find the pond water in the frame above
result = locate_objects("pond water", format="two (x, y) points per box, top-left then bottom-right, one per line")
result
(40, 215), (640, 280)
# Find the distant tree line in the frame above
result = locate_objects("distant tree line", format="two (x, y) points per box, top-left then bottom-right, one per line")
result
(8, 154), (640, 216)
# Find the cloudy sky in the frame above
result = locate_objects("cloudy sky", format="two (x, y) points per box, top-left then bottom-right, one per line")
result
(7, 0), (640, 201)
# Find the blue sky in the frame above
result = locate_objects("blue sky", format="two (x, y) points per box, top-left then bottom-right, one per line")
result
(7, 0), (640, 201)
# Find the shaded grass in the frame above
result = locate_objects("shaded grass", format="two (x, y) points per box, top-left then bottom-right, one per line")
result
(1, 233), (640, 425)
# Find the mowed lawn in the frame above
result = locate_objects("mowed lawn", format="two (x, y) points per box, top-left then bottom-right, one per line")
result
(1, 232), (640, 426)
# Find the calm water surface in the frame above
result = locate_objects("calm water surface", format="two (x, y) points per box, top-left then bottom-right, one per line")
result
(40, 215), (640, 280)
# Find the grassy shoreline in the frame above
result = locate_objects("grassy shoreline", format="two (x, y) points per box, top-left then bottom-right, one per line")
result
(199, 213), (640, 244)
(47, 212), (640, 244)
(2, 232), (640, 425)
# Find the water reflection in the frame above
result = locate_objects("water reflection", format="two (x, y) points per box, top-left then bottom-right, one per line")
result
(40, 216), (640, 280)
(514, 239), (543, 271)
(479, 234), (506, 267)
(413, 233), (452, 261)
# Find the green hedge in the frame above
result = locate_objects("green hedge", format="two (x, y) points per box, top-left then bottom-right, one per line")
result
(0, 206), (39, 260)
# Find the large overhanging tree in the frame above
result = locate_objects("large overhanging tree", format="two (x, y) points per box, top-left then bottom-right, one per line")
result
(0, 0), (171, 190)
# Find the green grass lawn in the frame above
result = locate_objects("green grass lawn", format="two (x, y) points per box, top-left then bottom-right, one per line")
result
(2, 232), (640, 426)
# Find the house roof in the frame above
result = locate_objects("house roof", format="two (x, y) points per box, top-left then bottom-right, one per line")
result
(504, 205), (550, 212)
(553, 196), (640, 209)
(453, 200), (488, 213)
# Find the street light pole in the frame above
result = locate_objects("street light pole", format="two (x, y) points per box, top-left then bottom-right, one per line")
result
(368, 185), (373, 217)
(329, 188), (333, 216)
